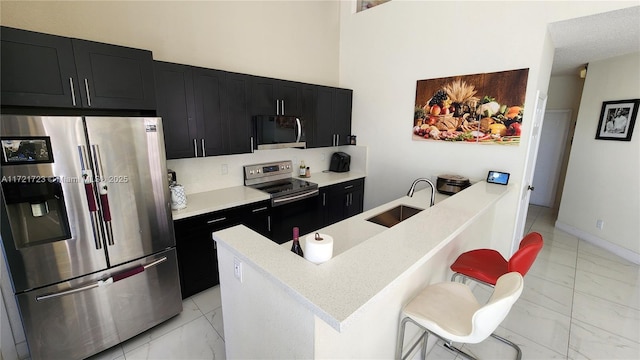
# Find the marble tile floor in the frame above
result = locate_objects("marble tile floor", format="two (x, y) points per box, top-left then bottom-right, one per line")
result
(89, 205), (639, 359)
(87, 286), (225, 360)
(427, 205), (640, 360)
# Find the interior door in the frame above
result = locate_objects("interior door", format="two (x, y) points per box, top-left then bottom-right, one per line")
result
(530, 110), (572, 207)
(511, 91), (547, 253)
(84, 117), (174, 267)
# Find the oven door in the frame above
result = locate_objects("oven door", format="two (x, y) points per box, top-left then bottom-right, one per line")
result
(269, 194), (322, 244)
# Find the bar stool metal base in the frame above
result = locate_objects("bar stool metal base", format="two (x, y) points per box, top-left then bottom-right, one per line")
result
(396, 316), (522, 360)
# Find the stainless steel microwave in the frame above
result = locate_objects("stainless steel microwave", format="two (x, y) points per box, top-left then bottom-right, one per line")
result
(253, 115), (306, 150)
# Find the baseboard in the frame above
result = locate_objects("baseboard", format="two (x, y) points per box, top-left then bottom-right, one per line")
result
(555, 221), (640, 265)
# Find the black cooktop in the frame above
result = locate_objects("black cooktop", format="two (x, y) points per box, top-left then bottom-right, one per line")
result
(252, 178), (317, 197)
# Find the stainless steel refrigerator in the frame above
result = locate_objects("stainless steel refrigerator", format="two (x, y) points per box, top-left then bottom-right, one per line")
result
(0, 115), (182, 359)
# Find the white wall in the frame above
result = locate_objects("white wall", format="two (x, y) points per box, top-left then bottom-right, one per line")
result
(336, 0), (635, 246)
(0, 0), (340, 86)
(557, 52), (640, 261)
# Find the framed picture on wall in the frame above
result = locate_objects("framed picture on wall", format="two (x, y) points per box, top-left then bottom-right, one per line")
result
(595, 99), (639, 141)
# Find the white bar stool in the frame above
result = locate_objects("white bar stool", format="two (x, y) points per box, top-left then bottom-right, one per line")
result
(396, 272), (524, 360)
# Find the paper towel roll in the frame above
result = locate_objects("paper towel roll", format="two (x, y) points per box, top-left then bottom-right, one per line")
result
(304, 233), (333, 264)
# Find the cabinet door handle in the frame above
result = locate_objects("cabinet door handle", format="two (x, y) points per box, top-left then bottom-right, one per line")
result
(252, 206), (268, 212)
(201, 139), (206, 157)
(322, 193), (326, 206)
(267, 215), (271, 232)
(350, 193), (353, 206)
(344, 185), (354, 190)
(250, 136), (254, 153)
(69, 78), (77, 106)
(276, 100), (280, 115)
(207, 217), (227, 224)
(84, 78), (92, 106)
(193, 139), (198, 157)
(336, 134), (340, 145)
(282, 99), (285, 115)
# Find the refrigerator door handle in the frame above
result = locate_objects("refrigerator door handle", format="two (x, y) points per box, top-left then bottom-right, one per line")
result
(84, 78), (92, 107)
(36, 256), (168, 301)
(91, 145), (114, 246)
(69, 78), (77, 106)
(78, 146), (103, 250)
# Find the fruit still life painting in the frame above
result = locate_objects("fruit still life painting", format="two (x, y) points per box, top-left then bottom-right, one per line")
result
(413, 68), (529, 144)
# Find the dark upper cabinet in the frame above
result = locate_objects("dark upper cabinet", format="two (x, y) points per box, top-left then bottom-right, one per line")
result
(300, 84), (318, 147)
(309, 86), (353, 148)
(251, 77), (302, 116)
(154, 62), (253, 159)
(1, 26), (79, 108)
(193, 67), (226, 156)
(154, 62), (197, 159)
(1, 26), (155, 110)
(72, 39), (156, 110)
(224, 72), (253, 154)
(333, 88), (353, 146)
(313, 86), (336, 148)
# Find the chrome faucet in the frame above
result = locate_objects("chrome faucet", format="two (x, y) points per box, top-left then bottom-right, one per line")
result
(407, 178), (436, 207)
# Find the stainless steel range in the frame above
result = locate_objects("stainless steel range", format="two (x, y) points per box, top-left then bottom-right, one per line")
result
(244, 160), (321, 244)
(244, 160), (318, 207)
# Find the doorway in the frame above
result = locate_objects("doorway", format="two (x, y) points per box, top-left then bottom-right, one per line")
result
(530, 110), (572, 208)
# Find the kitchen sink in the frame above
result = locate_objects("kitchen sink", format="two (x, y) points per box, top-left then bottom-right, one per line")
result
(366, 205), (423, 228)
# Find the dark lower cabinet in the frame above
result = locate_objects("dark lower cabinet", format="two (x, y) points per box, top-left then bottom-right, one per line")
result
(321, 178), (365, 226)
(239, 201), (271, 237)
(173, 179), (363, 298)
(173, 201), (271, 298)
(174, 212), (231, 299)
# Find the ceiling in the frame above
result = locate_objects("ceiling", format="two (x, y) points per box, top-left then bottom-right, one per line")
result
(548, 6), (640, 76)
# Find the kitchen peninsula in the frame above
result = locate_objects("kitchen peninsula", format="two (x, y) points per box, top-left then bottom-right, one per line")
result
(214, 181), (512, 358)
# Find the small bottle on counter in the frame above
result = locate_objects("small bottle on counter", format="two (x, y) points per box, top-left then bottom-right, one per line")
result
(305, 167), (310, 178)
(299, 161), (306, 177)
(291, 227), (304, 257)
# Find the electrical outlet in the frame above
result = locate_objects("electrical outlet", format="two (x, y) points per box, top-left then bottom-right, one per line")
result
(233, 257), (243, 282)
(221, 164), (228, 175)
(596, 219), (604, 230)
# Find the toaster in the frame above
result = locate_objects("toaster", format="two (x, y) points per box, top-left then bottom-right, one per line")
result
(329, 152), (351, 172)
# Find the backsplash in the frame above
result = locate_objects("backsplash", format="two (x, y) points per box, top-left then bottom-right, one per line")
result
(166, 146), (367, 194)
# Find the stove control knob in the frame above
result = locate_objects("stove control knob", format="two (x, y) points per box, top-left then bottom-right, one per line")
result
(257, 169), (261, 173)
(249, 170), (254, 175)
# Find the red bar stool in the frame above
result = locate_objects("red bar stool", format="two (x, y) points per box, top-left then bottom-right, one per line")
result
(395, 272), (524, 360)
(450, 232), (543, 286)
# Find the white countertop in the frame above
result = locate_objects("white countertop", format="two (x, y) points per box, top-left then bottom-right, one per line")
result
(213, 181), (511, 332)
(171, 170), (367, 220)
